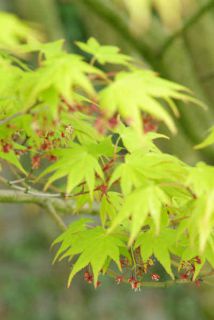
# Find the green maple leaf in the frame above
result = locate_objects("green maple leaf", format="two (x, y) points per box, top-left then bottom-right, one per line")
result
(53, 222), (125, 286)
(116, 124), (168, 153)
(99, 70), (203, 133)
(19, 52), (104, 115)
(39, 142), (106, 196)
(76, 37), (132, 65)
(109, 151), (188, 196)
(135, 229), (175, 279)
(108, 185), (170, 245)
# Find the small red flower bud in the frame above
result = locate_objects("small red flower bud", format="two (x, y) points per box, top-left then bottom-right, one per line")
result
(131, 280), (141, 291)
(95, 280), (101, 288)
(40, 140), (51, 151)
(120, 258), (129, 268)
(84, 271), (90, 280)
(2, 143), (12, 153)
(47, 131), (55, 137)
(108, 116), (118, 129)
(47, 155), (57, 162)
(128, 276), (136, 284)
(195, 279), (201, 288)
(84, 271), (93, 284)
(151, 273), (160, 281)
(115, 276), (123, 284)
(180, 273), (188, 280)
(99, 184), (108, 194)
(195, 256), (202, 264)
(95, 117), (106, 135)
(32, 155), (41, 169)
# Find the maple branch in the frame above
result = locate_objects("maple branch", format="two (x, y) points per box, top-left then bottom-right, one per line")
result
(107, 269), (214, 288)
(0, 189), (97, 230)
(158, 0), (214, 58)
(45, 201), (67, 232)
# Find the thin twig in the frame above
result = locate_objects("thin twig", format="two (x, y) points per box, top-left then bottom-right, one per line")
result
(45, 201), (67, 232)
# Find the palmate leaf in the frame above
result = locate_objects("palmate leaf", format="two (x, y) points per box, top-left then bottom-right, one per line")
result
(116, 124), (168, 153)
(76, 37), (132, 65)
(108, 185), (170, 245)
(39, 143), (105, 196)
(18, 51), (104, 115)
(135, 229), (175, 278)
(53, 221), (126, 286)
(99, 70), (202, 133)
(109, 151), (188, 196)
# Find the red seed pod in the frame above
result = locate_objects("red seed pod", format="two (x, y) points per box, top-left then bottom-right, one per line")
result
(15, 149), (26, 156)
(84, 271), (90, 280)
(40, 140), (51, 151)
(195, 279), (201, 288)
(131, 280), (141, 291)
(84, 271), (93, 284)
(195, 256), (202, 264)
(128, 276), (136, 284)
(90, 104), (99, 113)
(95, 117), (106, 135)
(120, 258), (129, 268)
(95, 281), (101, 288)
(32, 155), (41, 169)
(47, 155), (57, 162)
(180, 273), (189, 280)
(2, 143), (12, 153)
(151, 273), (160, 281)
(47, 131), (55, 137)
(99, 184), (108, 195)
(190, 265), (195, 273)
(108, 116), (118, 129)
(115, 275), (123, 284)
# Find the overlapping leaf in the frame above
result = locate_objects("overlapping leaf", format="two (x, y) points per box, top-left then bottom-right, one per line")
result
(53, 220), (126, 286)
(39, 142), (106, 196)
(76, 37), (132, 65)
(108, 185), (170, 245)
(134, 228), (176, 278)
(99, 70), (200, 133)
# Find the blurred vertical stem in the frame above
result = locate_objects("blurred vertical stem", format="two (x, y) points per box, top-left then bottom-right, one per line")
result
(13, 0), (65, 40)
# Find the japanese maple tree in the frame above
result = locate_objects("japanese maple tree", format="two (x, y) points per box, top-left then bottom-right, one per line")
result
(0, 12), (214, 291)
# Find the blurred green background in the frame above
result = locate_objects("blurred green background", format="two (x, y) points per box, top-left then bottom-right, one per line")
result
(0, 0), (214, 319)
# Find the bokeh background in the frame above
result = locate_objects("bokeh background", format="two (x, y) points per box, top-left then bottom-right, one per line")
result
(0, 0), (214, 319)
